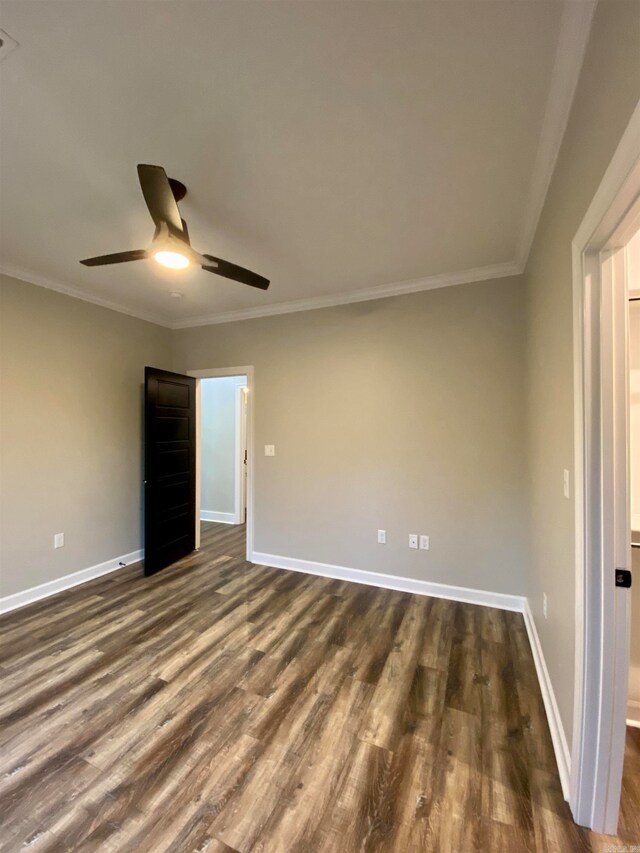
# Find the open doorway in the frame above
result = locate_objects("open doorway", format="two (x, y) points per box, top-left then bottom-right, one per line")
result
(188, 366), (254, 559)
(199, 375), (248, 526)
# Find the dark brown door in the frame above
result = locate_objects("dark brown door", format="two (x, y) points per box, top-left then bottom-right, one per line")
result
(144, 367), (196, 575)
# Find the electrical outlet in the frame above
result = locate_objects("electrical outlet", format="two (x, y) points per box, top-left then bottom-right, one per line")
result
(409, 534), (418, 550)
(377, 529), (386, 544)
(543, 593), (548, 620)
(419, 535), (430, 551)
(563, 469), (570, 499)
(54, 533), (64, 549)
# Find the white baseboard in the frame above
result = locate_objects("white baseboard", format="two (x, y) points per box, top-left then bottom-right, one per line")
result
(627, 699), (640, 728)
(201, 510), (239, 525)
(249, 550), (526, 612)
(523, 600), (571, 800)
(0, 549), (144, 614)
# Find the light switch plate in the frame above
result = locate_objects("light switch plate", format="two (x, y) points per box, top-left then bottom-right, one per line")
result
(264, 445), (275, 457)
(419, 535), (430, 551)
(409, 534), (418, 550)
(563, 469), (570, 499)
(54, 533), (64, 549)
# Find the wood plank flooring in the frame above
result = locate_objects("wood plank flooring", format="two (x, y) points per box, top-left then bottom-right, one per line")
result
(1, 522), (638, 852)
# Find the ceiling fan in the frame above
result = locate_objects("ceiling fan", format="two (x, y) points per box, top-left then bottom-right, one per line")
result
(80, 164), (270, 290)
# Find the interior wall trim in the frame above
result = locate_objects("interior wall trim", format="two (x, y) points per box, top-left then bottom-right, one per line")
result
(200, 510), (238, 525)
(0, 549), (144, 614)
(523, 599), (572, 800)
(249, 550), (526, 612)
(171, 261), (522, 328)
(0, 263), (170, 327)
(0, 260), (521, 330)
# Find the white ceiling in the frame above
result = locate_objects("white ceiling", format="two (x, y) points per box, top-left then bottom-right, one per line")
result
(0, 1), (594, 328)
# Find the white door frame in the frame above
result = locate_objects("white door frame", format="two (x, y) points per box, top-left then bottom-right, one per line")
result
(187, 365), (254, 561)
(231, 379), (248, 524)
(570, 101), (640, 835)
(238, 385), (248, 523)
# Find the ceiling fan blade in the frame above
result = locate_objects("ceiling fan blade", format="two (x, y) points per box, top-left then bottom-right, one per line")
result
(181, 218), (191, 246)
(202, 254), (270, 290)
(80, 249), (148, 266)
(137, 164), (184, 235)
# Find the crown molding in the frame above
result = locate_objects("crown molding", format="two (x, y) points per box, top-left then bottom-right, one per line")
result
(1, 259), (522, 331)
(516, 0), (596, 270)
(0, 262), (171, 327)
(170, 260), (522, 329)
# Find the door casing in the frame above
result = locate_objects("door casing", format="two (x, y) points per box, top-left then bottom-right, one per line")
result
(570, 101), (640, 834)
(187, 365), (254, 560)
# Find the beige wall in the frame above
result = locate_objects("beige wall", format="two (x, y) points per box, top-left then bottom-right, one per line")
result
(174, 276), (529, 595)
(2, 273), (528, 601)
(0, 274), (172, 598)
(523, 0), (640, 742)
(201, 376), (241, 518)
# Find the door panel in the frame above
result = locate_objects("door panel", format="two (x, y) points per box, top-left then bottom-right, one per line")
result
(156, 416), (190, 443)
(144, 367), (196, 575)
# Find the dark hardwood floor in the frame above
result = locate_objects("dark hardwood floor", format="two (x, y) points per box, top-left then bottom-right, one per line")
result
(1, 522), (638, 851)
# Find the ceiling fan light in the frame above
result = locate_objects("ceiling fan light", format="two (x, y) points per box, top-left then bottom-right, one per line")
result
(154, 250), (190, 270)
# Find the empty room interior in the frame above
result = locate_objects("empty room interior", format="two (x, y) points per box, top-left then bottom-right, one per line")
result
(1, 1), (640, 851)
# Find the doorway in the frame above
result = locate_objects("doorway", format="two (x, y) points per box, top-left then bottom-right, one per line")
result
(199, 375), (247, 526)
(188, 366), (254, 560)
(571, 105), (640, 835)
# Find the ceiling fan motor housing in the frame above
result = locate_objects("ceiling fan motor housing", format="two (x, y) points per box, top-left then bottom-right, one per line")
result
(168, 178), (187, 202)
